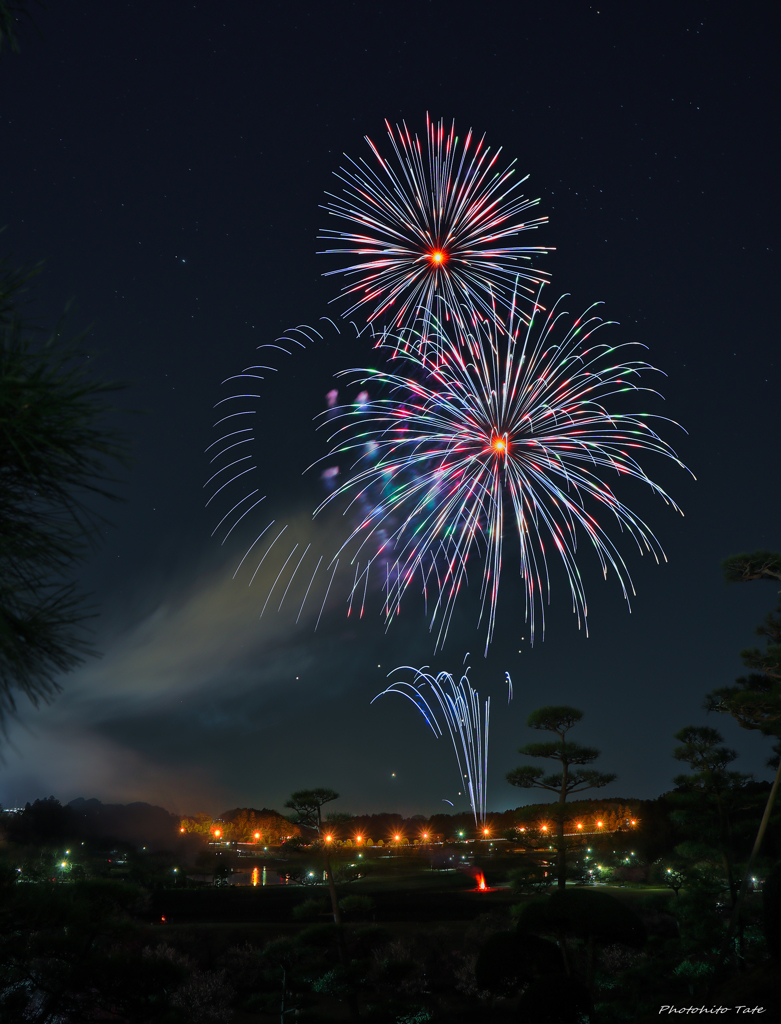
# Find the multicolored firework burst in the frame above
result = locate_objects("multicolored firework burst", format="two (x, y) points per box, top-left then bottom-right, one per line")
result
(319, 115), (550, 349)
(313, 290), (691, 652)
(373, 664), (505, 826)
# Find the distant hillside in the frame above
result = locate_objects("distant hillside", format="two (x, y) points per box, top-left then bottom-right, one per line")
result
(68, 797), (178, 847)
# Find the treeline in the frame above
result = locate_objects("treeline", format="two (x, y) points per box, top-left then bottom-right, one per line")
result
(1, 794), (674, 851)
(178, 800), (671, 848)
(1, 797), (178, 847)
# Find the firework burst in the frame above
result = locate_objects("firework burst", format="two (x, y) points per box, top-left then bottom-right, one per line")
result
(313, 290), (691, 652)
(320, 115), (550, 349)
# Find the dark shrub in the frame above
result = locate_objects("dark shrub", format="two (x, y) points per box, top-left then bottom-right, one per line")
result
(475, 930), (564, 996)
(517, 974), (594, 1023)
(516, 889), (646, 947)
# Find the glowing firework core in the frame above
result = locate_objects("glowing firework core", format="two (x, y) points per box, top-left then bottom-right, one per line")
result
(429, 249), (447, 265)
(491, 435), (508, 453)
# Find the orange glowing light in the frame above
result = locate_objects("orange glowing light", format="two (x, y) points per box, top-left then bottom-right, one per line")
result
(254, 832), (260, 839)
(214, 829), (221, 838)
(475, 871), (488, 891)
(483, 828), (490, 835)
(394, 834), (400, 841)
(492, 437), (506, 453)
(429, 249), (447, 265)
(631, 819), (637, 826)
(577, 823), (583, 829)
(541, 825), (548, 832)
(355, 835), (363, 843)
(180, 827), (185, 833)
(597, 821), (603, 828)
(422, 832), (429, 839)
(325, 834), (333, 843)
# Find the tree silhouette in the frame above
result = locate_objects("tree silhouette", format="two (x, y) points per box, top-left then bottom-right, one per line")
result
(0, 262), (130, 733)
(0, 0), (40, 55)
(706, 549), (781, 974)
(671, 725), (753, 906)
(284, 788), (339, 833)
(506, 706), (616, 888)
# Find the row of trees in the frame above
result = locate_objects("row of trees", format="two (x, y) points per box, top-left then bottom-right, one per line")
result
(178, 808), (301, 845)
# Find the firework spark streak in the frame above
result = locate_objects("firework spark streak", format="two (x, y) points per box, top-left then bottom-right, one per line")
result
(320, 115), (551, 349)
(373, 666), (505, 825)
(206, 321), (353, 568)
(312, 290), (691, 651)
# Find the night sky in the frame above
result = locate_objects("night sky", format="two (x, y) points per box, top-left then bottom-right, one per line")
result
(1, 1), (778, 818)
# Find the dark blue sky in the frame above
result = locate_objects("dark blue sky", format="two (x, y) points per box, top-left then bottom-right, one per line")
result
(1, 1), (778, 817)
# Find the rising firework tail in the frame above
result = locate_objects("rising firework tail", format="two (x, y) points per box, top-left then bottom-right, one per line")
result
(320, 115), (552, 352)
(373, 664), (510, 826)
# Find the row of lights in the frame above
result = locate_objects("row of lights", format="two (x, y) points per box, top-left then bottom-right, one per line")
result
(182, 819), (636, 843)
(180, 826), (291, 843)
(323, 826), (494, 844)
(516, 819), (636, 833)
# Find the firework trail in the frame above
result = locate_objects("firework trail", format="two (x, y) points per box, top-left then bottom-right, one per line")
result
(320, 115), (551, 351)
(206, 319), (372, 549)
(205, 325), (319, 547)
(206, 318), (421, 631)
(311, 288), (691, 652)
(373, 665), (508, 826)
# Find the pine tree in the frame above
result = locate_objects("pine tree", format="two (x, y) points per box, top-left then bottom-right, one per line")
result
(705, 550), (781, 970)
(506, 706), (616, 888)
(670, 725), (753, 906)
(0, 263), (129, 731)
